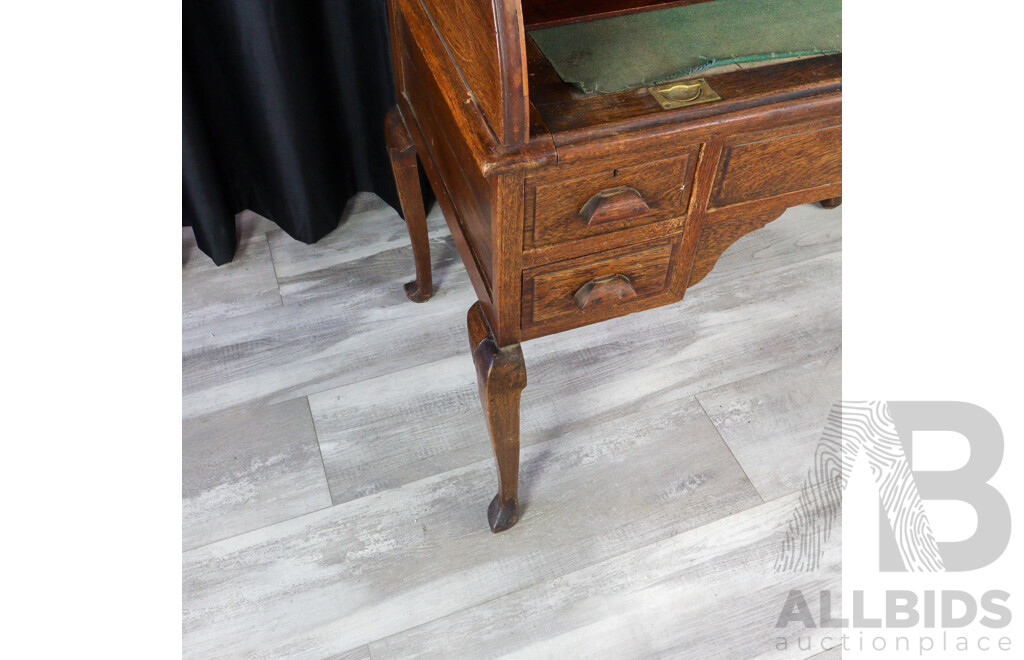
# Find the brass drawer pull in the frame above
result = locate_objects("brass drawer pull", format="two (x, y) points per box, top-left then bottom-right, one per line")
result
(573, 274), (637, 310)
(579, 186), (649, 226)
(648, 78), (721, 110)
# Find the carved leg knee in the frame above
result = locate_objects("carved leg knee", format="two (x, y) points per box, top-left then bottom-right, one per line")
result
(385, 106), (432, 302)
(819, 196), (842, 209)
(467, 302), (527, 532)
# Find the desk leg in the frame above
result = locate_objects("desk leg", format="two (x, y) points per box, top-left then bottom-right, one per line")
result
(467, 302), (527, 532)
(385, 106), (432, 302)
(819, 196), (842, 209)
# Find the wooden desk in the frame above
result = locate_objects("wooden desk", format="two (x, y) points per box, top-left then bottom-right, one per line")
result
(384, 0), (840, 531)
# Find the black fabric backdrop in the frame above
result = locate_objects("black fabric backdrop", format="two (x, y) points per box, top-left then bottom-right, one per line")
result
(184, 0), (418, 265)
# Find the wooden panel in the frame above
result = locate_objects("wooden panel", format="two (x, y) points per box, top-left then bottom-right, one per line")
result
(400, 16), (496, 289)
(522, 236), (682, 337)
(522, 0), (713, 29)
(710, 124), (841, 209)
(687, 207), (786, 288)
(406, 0), (528, 145)
(526, 149), (697, 248)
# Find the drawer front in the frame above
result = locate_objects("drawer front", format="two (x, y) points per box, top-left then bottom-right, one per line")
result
(522, 236), (682, 337)
(710, 124), (841, 209)
(526, 150), (698, 249)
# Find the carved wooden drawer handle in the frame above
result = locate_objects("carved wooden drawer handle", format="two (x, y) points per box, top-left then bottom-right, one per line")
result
(579, 186), (650, 226)
(573, 274), (637, 310)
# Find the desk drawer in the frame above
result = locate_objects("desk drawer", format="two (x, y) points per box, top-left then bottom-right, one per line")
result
(525, 150), (698, 249)
(710, 123), (841, 209)
(522, 236), (682, 337)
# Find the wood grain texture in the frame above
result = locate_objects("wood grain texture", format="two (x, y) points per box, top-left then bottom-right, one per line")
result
(488, 169), (527, 346)
(417, 0), (504, 132)
(399, 31), (497, 291)
(532, 52), (841, 145)
(182, 397), (761, 658)
(390, 0), (840, 373)
(580, 185), (650, 225)
(522, 0), (714, 29)
(396, 12), (531, 346)
(527, 149), (696, 248)
(522, 236), (680, 336)
(688, 206), (787, 288)
(394, 0), (527, 146)
(335, 647), (371, 660)
(386, 106), (433, 302)
(182, 233), (282, 330)
(511, 89), (839, 345)
(573, 273), (637, 309)
(711, 124), (842, 209)
(697, 349), (841, 501)
(182, 398), (331, 551)
(467, 301), (528, 531)
(308, 352), (481, 506)
(369, 485), (839, 659)
(183, 203), (474, 421)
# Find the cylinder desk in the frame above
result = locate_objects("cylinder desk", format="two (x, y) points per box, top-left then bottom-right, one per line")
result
(384, 0), (841, 531)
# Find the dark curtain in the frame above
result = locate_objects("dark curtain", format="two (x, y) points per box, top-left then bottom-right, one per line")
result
(183, 0), (409, 265)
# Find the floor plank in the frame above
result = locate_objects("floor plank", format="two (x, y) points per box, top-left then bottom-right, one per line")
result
(808, 644), (842, 659)
(182, 398), (332, 551)
(268, 195), (451, 307)
(182, 199), (842, 657)
(182, 397), (760, 659)
(181, 235), (475, 422)
(370, 486), (841, 659)
(182, 210), (280, 259)
(182, 232), (282, 331)
(697, 349), (841, 501)
(334, 647), (370, 660)
(312, 250), (838, 505)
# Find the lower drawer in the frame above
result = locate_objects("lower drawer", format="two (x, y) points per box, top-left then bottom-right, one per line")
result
(521, 236), (683, 338)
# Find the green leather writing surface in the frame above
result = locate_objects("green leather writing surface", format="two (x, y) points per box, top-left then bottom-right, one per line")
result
(530, 0), (841, 94)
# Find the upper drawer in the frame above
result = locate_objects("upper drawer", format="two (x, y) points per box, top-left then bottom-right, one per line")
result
(710, 123), (841, 209)
(525, 149), (699, 249)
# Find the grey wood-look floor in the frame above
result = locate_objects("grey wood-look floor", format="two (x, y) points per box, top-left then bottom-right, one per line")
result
(183, 194), (842, 659)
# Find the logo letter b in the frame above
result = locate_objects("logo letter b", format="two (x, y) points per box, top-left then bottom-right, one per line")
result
(888, 401), (1010, 571)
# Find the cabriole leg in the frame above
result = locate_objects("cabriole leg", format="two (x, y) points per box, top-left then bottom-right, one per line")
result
(385, 106), (432, 302)
(467, 302), (527, 532)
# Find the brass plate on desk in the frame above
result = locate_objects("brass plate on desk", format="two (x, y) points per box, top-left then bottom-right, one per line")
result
(648, 78), (721, 110)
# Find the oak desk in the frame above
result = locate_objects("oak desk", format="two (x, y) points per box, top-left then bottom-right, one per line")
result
(384, 0), (841, 531)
